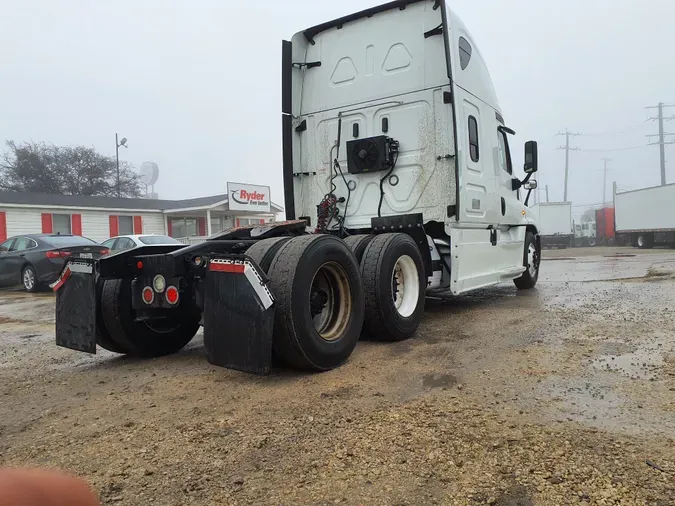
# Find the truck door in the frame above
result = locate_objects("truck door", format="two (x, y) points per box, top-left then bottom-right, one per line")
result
(456, 98), (500, 226)
(449, 93), (504, 294)
(494, 126), (527, 268)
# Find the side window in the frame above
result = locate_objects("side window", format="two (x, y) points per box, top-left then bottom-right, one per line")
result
(468, 116), (479, 162)
(458, 37), (472, 70)
(0, 238), (15, 252)
(115, 238), (135, 251)
(497, 130), (513, 175)
(11, 237), (35, 251)
(101, 239), (116, 249)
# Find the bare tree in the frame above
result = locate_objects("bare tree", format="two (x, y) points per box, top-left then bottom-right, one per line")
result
(0, 141), (142, 198)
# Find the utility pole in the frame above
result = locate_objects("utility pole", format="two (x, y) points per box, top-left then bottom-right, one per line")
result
(557, 129), (581, 202)
(545, 185), (549, 203)
(646, 103), (675, 186)
(601, 158), (611, 205)
(115, 134), (128, 198)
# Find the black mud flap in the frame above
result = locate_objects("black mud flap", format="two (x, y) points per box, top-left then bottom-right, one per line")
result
(203, 256), (275, 375)
(52, 259), (97, 354)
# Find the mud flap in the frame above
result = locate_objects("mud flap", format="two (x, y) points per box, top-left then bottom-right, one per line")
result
(203, 256), (275, 375)
(52, 259), (97, 354)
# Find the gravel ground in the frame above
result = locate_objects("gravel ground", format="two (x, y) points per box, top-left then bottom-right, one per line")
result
(0, 247), (674, 505)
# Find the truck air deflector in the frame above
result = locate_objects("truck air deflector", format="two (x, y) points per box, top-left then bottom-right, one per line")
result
(303, 0), (427, 44)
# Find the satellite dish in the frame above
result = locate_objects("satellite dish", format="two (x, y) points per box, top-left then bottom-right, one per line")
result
(139, 162), (159, 186)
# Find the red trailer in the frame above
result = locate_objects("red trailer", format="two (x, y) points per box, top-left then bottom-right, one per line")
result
(595, 207), (630, 246)
(595, 207), (614, 245)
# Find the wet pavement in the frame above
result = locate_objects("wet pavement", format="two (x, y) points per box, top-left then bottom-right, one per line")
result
(0, 246), (674, 505)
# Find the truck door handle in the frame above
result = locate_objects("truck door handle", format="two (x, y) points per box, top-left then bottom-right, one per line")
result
(19, 253), (25, 257)
(501, 197), (506, 216)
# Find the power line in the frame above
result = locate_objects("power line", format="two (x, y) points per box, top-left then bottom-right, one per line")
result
(556, 129), (581, 202)
(577, 122), (650, 137)
(646, 102), (675, 185)
(578, 145), (650, 152)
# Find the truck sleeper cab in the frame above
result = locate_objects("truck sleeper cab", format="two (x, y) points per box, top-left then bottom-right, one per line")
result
(53, 0), (541, 375)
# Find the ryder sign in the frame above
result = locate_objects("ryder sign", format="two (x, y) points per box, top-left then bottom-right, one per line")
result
(227, 182), (271, 213)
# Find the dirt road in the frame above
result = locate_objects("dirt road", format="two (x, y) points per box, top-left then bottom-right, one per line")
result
(1, 247), (674, 505)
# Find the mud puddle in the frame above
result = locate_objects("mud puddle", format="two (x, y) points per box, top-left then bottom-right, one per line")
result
(592, 346), (666, 380)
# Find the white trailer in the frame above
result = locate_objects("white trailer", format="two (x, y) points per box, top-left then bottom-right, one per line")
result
(615, 183), (675, 248)
(531, 203), (573, 248)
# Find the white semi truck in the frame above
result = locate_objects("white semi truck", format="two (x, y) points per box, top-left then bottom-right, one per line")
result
(615, 183), (675, 248)
(52, 0), (541, 375)
(531, 202), (573, 248)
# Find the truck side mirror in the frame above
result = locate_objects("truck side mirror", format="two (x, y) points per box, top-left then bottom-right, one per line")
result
(524, 141), (538, 174)
(524, 180), (537, 190)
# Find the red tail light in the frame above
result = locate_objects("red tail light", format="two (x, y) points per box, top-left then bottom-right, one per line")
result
(142, 286), (155, 304)
(100, 249), (110, 256)
(46, 251), (72, 259)
(165, 286), (179, 305)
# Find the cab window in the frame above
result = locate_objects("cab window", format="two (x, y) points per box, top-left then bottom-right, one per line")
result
(497, 130), (513, 175)
(468, 116), (479, 162)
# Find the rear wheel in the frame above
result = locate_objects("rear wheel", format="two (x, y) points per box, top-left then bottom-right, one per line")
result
(22, 265), (39, 292)
(343, 234), (375, 263)
(514, 231), (540, 289)
(245, 237), (292, 273)
(266, 235), (364, 371)
(360, 233), (426, 342)
(636, 233), (654, 249)
(94, 277), (132, 354)
(100, 279), (200, 358)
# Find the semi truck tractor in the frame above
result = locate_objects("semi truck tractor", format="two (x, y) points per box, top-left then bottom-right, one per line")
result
(531, 202), (572, 248)
(615, 183), (675, 248)
(52, 0), (541, 375)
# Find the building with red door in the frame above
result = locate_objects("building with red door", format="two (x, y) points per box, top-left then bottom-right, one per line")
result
(0, 190), (282, 244)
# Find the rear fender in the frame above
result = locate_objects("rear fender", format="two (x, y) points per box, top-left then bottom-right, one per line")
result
(51, 259), (97, 354)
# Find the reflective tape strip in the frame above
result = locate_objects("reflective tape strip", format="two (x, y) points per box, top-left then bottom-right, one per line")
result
(243, 263), (274, 310)
(209, 261), (245, 273)
(209, 258), (274, 310)
(50, 267), (71, 292)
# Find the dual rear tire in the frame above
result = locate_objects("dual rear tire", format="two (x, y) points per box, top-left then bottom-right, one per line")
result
(245, 233), (425, 370)
(95, 232), (426, 370)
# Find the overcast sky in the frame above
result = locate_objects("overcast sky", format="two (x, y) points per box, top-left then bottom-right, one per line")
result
(1, 0), (674, 218)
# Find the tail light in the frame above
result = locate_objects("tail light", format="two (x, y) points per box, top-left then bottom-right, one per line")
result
(165, 286), (179, 305)
(100, 249), (110, 256)
(46, 251), (72, 259)
(141, 286), (155, 304)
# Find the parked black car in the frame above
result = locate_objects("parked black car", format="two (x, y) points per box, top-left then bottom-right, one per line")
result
(0, 234), (109, 292)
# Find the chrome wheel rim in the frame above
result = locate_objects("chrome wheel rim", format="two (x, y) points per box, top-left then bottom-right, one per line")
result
(391, 255), (419, 317)
(23, 269), (35, 290)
